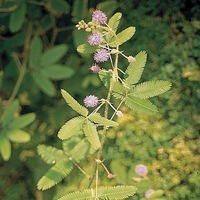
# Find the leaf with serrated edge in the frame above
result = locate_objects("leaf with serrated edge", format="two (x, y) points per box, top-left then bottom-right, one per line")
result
(58, 117), (85, 140)
(125, 96), (158, 114)
(124, 51), (147, 85)
(57, 185), (137, 200)
(109, 27), (136, 47)
(89, 113), (118, 127)
(37, 159), (73, 190)
(61, 89), (88, 116)
(130, 80), (172, 99)
(83, 120), (101, 150)
(37, 145), (66, 164)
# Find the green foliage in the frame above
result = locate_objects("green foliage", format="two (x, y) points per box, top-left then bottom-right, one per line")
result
(0, 100), (35, 161)
(77, 44), (98, 54)
(57, 185), (137, 200)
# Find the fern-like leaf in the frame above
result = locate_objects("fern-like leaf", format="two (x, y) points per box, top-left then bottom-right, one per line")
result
(112, 81), (127, 99)
(106, 12), (122, 42)
(125, 96), (158, 114)
(37, 145), (66, 164)
(61, 89), (88, 116)
(130, 80), (172, 99)
(109, 27), (136, 47)
(77, 43), (98, 54)
(58, 117), (85, 140)
(88, 113), (118, 127)
(83, 120), (101, 150)
(37, 159), (73, 190)
(124, 51), (147, 85)
(98, 69), (111, 89)
(57, 185), (137, 200)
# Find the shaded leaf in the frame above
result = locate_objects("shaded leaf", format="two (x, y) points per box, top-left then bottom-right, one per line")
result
(130, 80), (172, 99)
(83, 120), (101, 150)
(109, 27), (136, 47)
(77, 43), (98, 54)
(51, 0), (70, 14)
(37, 145), (66, 164)
(61, 89), (88, 116)
(98, 69), (111, 88)
(32, 73), (55, 96)
(58, 117), (85, 140)
(125, 51), (147, 85)
(40, 44), (68, 66)
(6, 129), (31, 143)
(29, 36), (43, 68)
(2, 99), (19, 126)
(9, 2), (26, 32)
(89, 113), (118, 127)
(72, 0), (88, 22)
(37, 159), (73, 190)
(9, 113), (36, 129)
(125, 96), (158, 114)
(41, 65), (74, 80)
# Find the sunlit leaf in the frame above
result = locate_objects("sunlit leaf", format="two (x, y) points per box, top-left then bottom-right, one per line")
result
(77, 43), (98, 54)
(0, 135), (11, 161)
(6, 129), (31, 143)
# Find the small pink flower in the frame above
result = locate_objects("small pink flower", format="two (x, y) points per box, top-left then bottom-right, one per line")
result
(94, 49), (110, 63)
(92, 10), (107, 24)
(145, 189), (155, 199)
(135, 164), (148, 177)
(88, 32), (103, 46)
(84, 95), (98, 107)
(90, 64), (101, 73)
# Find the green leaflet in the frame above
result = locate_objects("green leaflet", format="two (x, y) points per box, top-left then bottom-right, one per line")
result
(124, 51), (147, 85)
(40, 65), (74, 80)
(83, 120), (101, 150)
(58, 117), (85, 140)
(6, 129), (31, 143)
(125, 96), (158, 114)
(2, 99), (19, 126)
(57, 185), (137, 200)
(77, 43), (98, 54)
(130, 80), (172, 99)
(72, 0), (88, 23)
(61, 89), (88, 116)
(98, 69), (111, 88)
(0, 135), (11, 161)
(9, 2), (26, 32)
(109, 27), (136, 47)
(37, 159), (73, 191)
(106, 12), (122, 42)
(8, 113), (36, 129)
(29, 36), (43, 68)
(32, 73), (55, 96)
(40, 44), (68, 66)
(51, 0), (70, 14)
(112, 81), (127, 99)
(89, 113), (118, 127)
(37, 145), (66, 164)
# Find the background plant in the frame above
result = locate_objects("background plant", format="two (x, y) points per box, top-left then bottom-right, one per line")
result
(0, 0), (199, 200)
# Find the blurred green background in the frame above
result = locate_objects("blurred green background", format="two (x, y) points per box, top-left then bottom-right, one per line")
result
(0, 0), (199, 199)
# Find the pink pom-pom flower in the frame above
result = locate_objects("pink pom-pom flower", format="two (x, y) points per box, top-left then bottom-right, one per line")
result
(88, 32), (103, 46)
(135, 164), (148, 177)
(145, 189), (155, 199)
(94, 49), (110, 63)
(92, 10), (107, 24)
(89, 64), (101, 73)
(84, 95), (99, 107)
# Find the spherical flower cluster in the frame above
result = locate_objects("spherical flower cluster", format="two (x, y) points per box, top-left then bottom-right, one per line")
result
(145, 189), (155, 199)
(92, 10), (107, 24)
(94, 49), (110, 63)
(135, 164), (148, 177)
(84, 95), (99, 108)
(88, 32), (103, 46)
(116, 111), (123, 118)
(90, 64), (101, 73)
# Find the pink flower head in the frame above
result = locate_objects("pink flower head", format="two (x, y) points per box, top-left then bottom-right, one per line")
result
(135, 164), (148, 177)
(94, 49), (110, 63)
(145, 189), (155, 199)
(90, 64), (101, 73)
(92, 10), (107, 24)
(84, 95), (98, 107)
(88, 32), (103, 46)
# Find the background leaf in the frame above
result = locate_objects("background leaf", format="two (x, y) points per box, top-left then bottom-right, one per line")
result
(0, 135), (11, 161)
(40, 44), (68, 66)
(6, 129), (31, 143)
